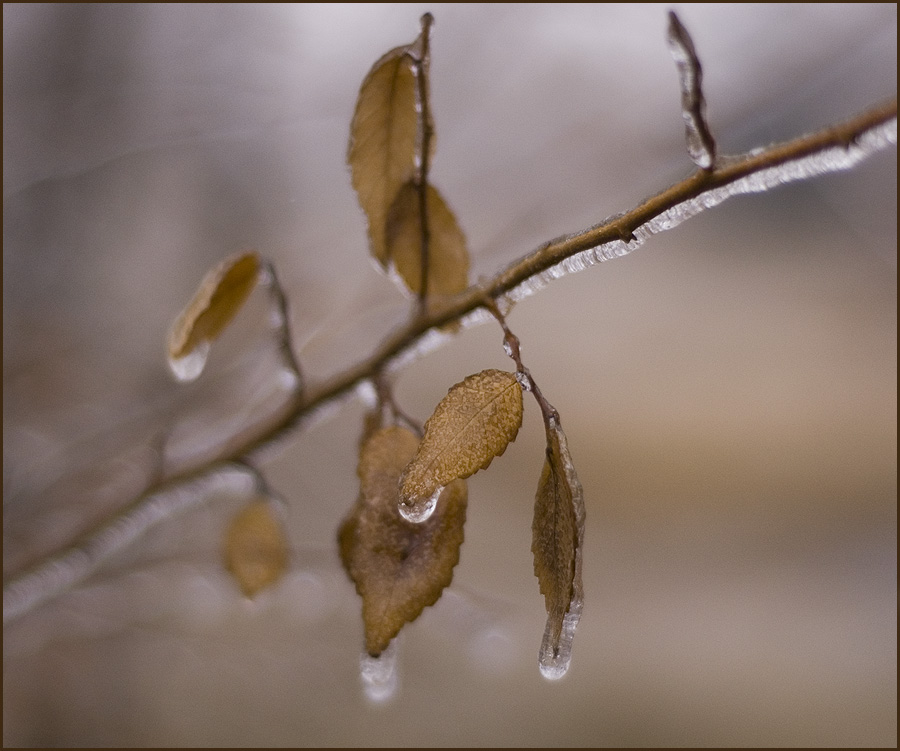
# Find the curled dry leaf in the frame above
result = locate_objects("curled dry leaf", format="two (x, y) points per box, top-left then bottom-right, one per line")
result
(348, 29), (427, 268)
(166, 251), (261, 381)
(224, 498), (289, 598)
(532, 419), (585, 679)
(400, 369), (523, 516)
(386, 180), (469, 298)
(339, 426), (467, 656)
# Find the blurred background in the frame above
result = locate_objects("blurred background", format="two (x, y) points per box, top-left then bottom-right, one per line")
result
(3, 3), (896, 746)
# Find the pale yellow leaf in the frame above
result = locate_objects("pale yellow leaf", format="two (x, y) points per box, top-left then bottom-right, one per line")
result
(166, 251), (260, 381)
(347, 43), (419, 268)
(224, 498), (288, 598)
(400, 370), (523, 512)
(386, 181), (469, 297)
(532, 420), (585, 679)
(339, 426), (467, 656)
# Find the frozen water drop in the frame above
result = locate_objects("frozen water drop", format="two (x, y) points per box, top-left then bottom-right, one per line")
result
(538, 651), (570, 681)
(168, 341), (210, 382)
(515, 370), (532, 392)
(538, 605), (581, 681)
(360, 640), (398, 703)
(398, 485), (442, 523)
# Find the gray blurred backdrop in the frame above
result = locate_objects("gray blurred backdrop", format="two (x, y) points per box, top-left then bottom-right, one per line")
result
(3, 3), (896, 746)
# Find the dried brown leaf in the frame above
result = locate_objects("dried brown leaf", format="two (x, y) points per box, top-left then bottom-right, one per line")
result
(531, 419), (585, 679)
(166, 251), (261, 381)
(348, 38), (420, 267)
(224, 498), (288, 598)
(400, 370), (522, 513)
(339, 426), (467, 656)
(386, 180), (469, 297)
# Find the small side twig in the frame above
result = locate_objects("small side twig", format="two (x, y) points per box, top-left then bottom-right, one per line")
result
(261, 260), (304, 393)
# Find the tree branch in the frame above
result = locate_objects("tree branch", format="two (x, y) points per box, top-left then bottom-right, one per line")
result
(4, 96), (895, 626)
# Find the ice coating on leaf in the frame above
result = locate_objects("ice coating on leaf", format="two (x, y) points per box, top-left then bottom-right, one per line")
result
(532, 420), (585, 681)
(166, 251), (260, 381)
(360, 639), (399, 703)
(399, 369), (523, 506)
(505, 116), (896, 307)
(398, 484), (442, 524)
(539, 604), (582, 680)
(167, 340), (210, 382)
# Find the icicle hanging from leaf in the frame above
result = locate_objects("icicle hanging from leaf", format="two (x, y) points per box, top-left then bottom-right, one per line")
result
(667, 10), (717, 169)
(224, 497), (289, 598)
(532, 417), (585, 680)
(166, 251), (261, 381)
(399, 369), (523, 522)
(339, 425), (468, 657)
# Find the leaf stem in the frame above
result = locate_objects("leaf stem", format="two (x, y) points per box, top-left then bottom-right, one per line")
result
(413, 12), (435, 309)
(483, 298), (558, 428)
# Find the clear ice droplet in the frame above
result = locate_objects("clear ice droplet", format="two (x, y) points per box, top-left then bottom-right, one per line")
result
(360, 640), (399, 703)
(398, 485), (442, 523)
(168, 341), (211, 382)
(538, 606), (581, 680)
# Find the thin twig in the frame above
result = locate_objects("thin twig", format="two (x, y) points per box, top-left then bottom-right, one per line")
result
(261, 260), (304, 392)
(483, 298), (558, 429)
(413, 12), (435, 308)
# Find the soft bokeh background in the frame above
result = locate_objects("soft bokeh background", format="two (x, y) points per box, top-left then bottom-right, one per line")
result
(3, 3), (896, 746)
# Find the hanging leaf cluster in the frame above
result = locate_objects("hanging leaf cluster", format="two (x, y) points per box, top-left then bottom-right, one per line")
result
(160, 11), (594, 689)
(347, 13), (469, 301)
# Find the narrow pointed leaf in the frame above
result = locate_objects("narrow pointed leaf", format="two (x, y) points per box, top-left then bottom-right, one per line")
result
(348, 41), (419, 267)
(339, 426), (468, 656)
(386, 180), (469, 297)
(532, 419), (585, 679)
(400, 370), (523, 512)
(667, 11), (716, 169)
(167, 251), (260, 381)
(224, 498), (288, 598)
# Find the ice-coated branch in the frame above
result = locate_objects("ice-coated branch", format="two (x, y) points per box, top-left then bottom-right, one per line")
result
(667, 10), (716, 169)
(4, 94), (895, 624)
(2, 464), (259, 624)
